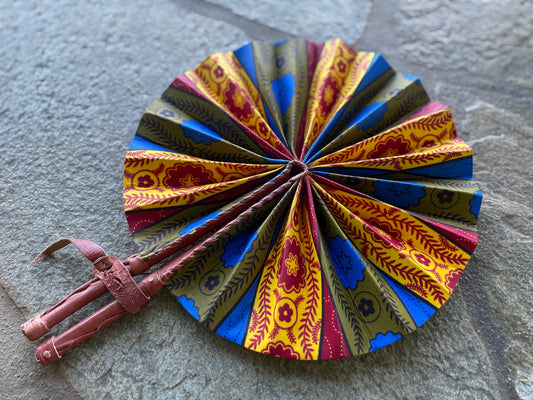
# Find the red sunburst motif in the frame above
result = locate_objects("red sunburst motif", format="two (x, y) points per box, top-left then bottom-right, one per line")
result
(163, 163), (214, 188)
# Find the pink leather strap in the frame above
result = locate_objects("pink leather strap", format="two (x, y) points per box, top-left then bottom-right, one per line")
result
(30, 238), (150, 314)
(92, 255), (150, 313)
(28, 238), (107, 267)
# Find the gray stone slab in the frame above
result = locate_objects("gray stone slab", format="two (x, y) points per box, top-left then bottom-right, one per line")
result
(360, 0), (533, 394)
(56, 287), (499, 400)
(202, 0), (372, 43)
(0, 286), (83, 400)
(394, 0), (533, 90)
(465, 103), (533, 399)
(358, 0), (533, 127)
(0, 0), (249, 311)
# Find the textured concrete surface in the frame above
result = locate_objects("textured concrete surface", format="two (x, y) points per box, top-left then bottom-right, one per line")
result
(203, 0), (372, 41)
(0, 286), (83, 400)
(0, 0), (532, 399)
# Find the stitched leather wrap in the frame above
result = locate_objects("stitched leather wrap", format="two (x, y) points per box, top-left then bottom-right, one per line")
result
(92, 255), (150, 314)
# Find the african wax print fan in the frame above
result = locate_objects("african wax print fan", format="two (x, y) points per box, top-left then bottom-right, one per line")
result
(23, 39), (482, 364)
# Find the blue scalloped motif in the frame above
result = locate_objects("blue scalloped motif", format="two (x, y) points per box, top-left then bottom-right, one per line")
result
(402, 73), (421, 83)
(328, 236), (366, 290)
(221, 230), (258, 268)
(177, 295), (199, 321)
(469, 190), (482, 219)
(181, 119), (221, 145)
(179, 210), (222, 235)
(354, 53), (391, 95)
(271, 39), (288, 46)
(271, 73), (296, 115)
(128, 135), (172, 151)
(369, 331), (402, 352)
(234, 42), (258, 88)
(347, 100), (387, 131)
(411, 157), (473, 179)
(215, 273), (261, 345)
(373, 180), (426, 208)
(381, 272), (436, 327)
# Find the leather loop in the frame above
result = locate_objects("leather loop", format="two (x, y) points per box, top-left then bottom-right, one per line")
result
(28, 238), (107, 267)
(29, 238), (150, 314)
(92, 256), (150, 314)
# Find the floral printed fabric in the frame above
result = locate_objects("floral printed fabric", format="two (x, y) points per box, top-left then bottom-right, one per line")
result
(124, 39), (482, 359)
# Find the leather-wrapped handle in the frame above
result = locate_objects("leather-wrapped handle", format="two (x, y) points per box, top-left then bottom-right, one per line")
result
(35, 271), (165, 365)
(23, 254), (151, 341)
(23, 277), (104, 341)
(24, 164), (297, 342)
(28, 163), (305, 365)
(36, 299), (129, 365)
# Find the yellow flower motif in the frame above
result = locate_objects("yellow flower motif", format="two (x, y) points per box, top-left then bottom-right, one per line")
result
(179, 174), (200, 186)
(284, 252), (299, 276)
(232, 90), (246, 109)
(323, 85), (335, 107)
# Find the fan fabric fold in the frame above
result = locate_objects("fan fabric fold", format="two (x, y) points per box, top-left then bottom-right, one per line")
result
(124, 39), (482, 359)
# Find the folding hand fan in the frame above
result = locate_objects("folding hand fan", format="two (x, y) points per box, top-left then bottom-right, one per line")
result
(23, 39), (482, 364)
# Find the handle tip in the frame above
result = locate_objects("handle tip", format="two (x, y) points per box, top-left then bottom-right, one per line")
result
(22, 315), (50, 341)
(35, 337), (61, 366)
